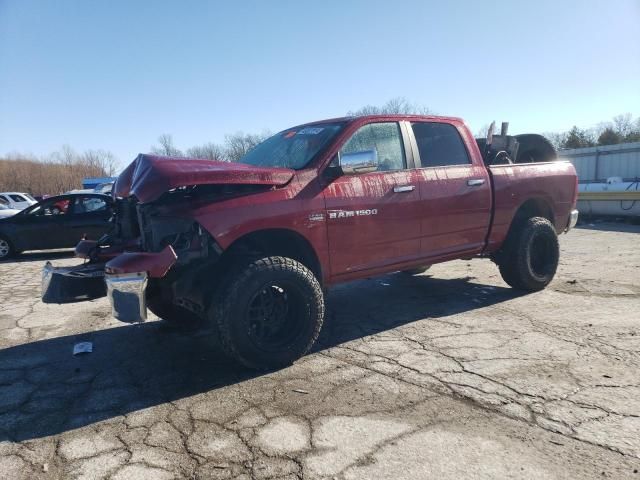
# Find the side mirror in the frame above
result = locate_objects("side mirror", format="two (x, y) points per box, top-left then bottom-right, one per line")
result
(339, 149), (378, 175)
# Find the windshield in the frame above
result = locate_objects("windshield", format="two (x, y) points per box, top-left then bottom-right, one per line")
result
(239, 122), (344, 169)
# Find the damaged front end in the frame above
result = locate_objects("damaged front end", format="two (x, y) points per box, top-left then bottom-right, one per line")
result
(42, 153), (291, 323)
(41, 187), (228, 323)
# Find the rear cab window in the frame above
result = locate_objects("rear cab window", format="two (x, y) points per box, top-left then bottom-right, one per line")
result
(411, 122), (470, 167)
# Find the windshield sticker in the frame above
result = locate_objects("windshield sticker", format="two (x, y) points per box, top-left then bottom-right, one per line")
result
(297, 127), (324, 135)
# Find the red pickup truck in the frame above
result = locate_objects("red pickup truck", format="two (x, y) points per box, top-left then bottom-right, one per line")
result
(42, 114), (578, 369)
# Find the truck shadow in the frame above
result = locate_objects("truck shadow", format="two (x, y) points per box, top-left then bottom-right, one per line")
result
(0, 273), (524, 442)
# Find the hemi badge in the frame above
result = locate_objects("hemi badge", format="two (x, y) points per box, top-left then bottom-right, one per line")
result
(308, 213), (325, 222)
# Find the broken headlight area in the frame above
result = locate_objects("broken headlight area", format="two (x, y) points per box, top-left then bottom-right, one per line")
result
(136, 206), (219, 264)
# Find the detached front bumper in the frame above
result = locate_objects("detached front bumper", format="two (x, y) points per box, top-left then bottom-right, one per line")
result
(42, 262), (107, 303)
(42, 245), (177, 324)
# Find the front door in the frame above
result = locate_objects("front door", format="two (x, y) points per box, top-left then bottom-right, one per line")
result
(14, 197), (72, 250)
(323, 121), (422, 277)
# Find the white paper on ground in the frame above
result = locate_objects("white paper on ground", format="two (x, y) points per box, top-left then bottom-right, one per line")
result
(73, 342), (93, 355)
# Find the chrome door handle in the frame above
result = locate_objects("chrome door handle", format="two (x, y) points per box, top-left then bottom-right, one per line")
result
(393, 185), (416, 193)
(467, 179), (485, 186)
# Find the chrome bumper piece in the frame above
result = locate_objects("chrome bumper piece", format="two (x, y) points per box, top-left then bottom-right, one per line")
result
(566, 209), (579, 232)
(105, 272), (148, 323)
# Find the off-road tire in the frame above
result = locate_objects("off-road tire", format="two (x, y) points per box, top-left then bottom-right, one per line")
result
(402, 266), (431, 275)
(211, 256), (324, 370)
(498, 217), (559, 291)
(0, 235), (14, 260)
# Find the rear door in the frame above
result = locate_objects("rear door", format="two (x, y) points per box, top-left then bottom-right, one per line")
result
(409, 121), (492, 258)
(323, 121), (422, 276)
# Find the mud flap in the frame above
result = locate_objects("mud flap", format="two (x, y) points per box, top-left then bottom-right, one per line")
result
(41, 262), (107, 304)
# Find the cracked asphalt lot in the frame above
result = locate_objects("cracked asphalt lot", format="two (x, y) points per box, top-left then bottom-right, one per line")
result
(1, 223), (639, 479)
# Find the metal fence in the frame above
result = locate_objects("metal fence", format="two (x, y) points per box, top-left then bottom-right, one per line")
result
(559, 142), (640, 183)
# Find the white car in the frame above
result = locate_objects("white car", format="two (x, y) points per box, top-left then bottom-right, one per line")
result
(93, 182), (114, 195)
(0, 203), (20, 219)
(0, 192), (37, 210)
(65, 189), (95, 194)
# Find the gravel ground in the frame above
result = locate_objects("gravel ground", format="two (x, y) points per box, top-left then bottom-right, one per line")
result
(0, 223), (639, 479)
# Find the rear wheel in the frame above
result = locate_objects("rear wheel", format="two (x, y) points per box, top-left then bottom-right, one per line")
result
(497, 217), (559, 291)
(211, 256), (324, 370)
(0, 236), (14, 260)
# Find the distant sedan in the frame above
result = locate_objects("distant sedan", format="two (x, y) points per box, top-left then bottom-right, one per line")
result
(0, 193), (114, 260)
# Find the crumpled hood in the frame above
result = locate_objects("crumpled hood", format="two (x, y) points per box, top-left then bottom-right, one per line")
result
(114, 154), (295, 203)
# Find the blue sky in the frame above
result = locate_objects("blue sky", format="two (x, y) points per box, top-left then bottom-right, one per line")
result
(1, 0), (639, 165)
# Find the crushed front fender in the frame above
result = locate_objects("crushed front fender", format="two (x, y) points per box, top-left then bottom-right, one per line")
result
(104, 245), (177, 278)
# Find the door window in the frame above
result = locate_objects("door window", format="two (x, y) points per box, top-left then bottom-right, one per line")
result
(27, 198), (69, 216)
(73, 196), (108, 214)
(341, 122), (406, 171)
(10, 194), (27, 202)
(411, 122), (470, 167)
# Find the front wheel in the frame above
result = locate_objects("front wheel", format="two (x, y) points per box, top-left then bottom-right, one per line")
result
(0, 236), (14, 260)
(211, 256), (324, 370)
(497, 217), (559, 291)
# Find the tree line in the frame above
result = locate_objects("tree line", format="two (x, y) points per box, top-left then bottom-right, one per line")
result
(148, 98), (431, 162)
(1, 98), (638, 196)
(152, 100), (639, 159)
(149, 131), (271, 162)
(0, 147), (117, 197)
(547, 113), (640, 150)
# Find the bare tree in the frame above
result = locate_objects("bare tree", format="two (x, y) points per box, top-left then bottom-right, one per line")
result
(612, 113), (634, 138)
(347, 97), (432, 116)
(81, 149), (119, 176)
(544, 132), (566, 150)
(186, 142), (226, 161)
(150, 134), (183, 157)
(224, 131), (270, 162)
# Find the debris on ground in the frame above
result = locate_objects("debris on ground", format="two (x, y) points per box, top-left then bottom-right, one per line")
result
(72, 341), (93, 355)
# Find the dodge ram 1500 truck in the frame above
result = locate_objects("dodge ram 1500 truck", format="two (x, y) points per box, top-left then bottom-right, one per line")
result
(42, 115), (579, 369)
